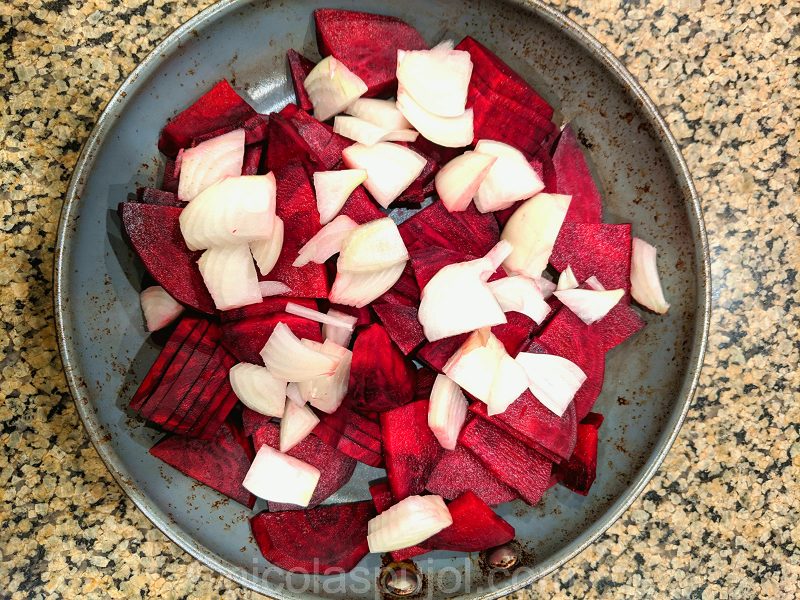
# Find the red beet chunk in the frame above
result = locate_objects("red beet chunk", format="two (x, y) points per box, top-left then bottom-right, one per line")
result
(348, 324), (416, 412)
(394, 146), (437, 204)
(581, 412), (605, 429)
(219, 297), (317, 323)
(492, 311), (538, 356)
(120, 202), (214, 313)
(427, 491), (515, 552)
(425, 443), (517, 505)
(136, 187), (183, 207)
(459, 417), (552, 506)
(409, 245), (473, 290)
(550, 222), (632, 292)
(252, 422), (357, 510)
(416, 333), (469, 372)
(372, 303), (425, 355)
(552, 125), (603, 224)
(411, 137), (462, 175)
(414, 367), (437, 401)
(158, 80), (257, 157)
(338, 186), (386, 224)
(381, 400), (443, 500)
(221, 313), (322, 364)
(251, 501), (375, 573)
(150, 421), (255, 507)
(591, 301), (646, 352)
(241, 144), (263, 175)
(242, 406), (272, 437)
(377, 262), (420, 307)
(267, 161), (329, 297)
(191, 113), (270, 147)
(287, 49), (316, 112)
(399, 201), (499, 257)
(266, 113), (314, 172)
(161, 156), (180, 193)
(554, 414), (603, 495)
(281, 104), (352, 170)
(314, 9), (427, 97)
(313, 405), (384, 467)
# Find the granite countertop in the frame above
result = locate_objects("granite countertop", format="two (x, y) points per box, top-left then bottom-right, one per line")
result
(1, 0), (798, 597)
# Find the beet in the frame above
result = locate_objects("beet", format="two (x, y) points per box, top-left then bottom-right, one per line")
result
(150, 421), (255, 507)
(314, 405), (384, 467)
(372, 302), (425, 355)
(251, 501), (375, 573)
(591, 301), (646, 352)
(338, 186), (386, 225)
(554, 413), (603, 495)
(416, 333), (469, 372)
(411, 137), (462, 175)
(281, 103), (352, 170)
(286, 49), (316, 112)
(581, 412), (605, 429)
(427, 491), (515, 552)
(219, 297), (317, 323)
(221, 313), (322, 364)
(381, 400), (443, 500)
(425, 444), (518, 505)
(348, 324), (416, 412)
(268, 161), (329, 297)
(377, 262), (420, 307)
(242, 406), (273, 437)
(394, 147), (437, 205)
(241, 143), (263, 175)
(119, 202), (214, 314)
(161, 156), (180, 193)
(459, 417), (552, 506)
(252, 422), (357, 510)
(368, 481), (429, 561)
(550, 222), (632, 292)
(328, 303), (374, 327)
(409, 245), (473, 290)
(136, 187), (183, 207)
(266, 113), (314, 172)
(313, 9), (427, 97)
(399, 201), (499, 257)
(552, 125), (603, 224)
(158, 80), (257, 157)
(492, 311), (538, 356)
(191, 113), (270, 147)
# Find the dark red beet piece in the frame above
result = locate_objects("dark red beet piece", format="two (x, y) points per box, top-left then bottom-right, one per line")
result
(377, 262), (420, 307)
(241, 144), (263, 175)
(281, 103), (352, 170)
(427, 491), (515, 552)
(552, 125), (603, 224)
(368, 481), (429, 561)
(252, 422), (357, 510)
(219, 297), (317, 323)
(158, 80), (257, 157)
(372, 302), (425, 355)
(394, 145), (437, 205)
(348, 324), (416, 412)
(161, 157), (180, 193)
(337, 186), (386, 224)
(554, 413), (603, 495)
(251, 501), (375, 573)
(150, 421), (255, 507)
(409, 245), (473, 290)
(286, 49), (316, 112)
(313, 405), (384, 467)
(120, 202), (214, 314)
(242, 406), (273, 437)
(136, 187), (183, 207)
(411, 137), (462, 175)
(425, 444), (518, 505)
(328, 303), (374, 327)
(459, 417), (552, 506)
(381, 400), (443, 500)
(266, 113), (314, 172)
(416, 333), (469, 372)
(591, 301), (646, 352)
(221, 313), (322, 364)
(191, 113), (270, 147)
(492, 311), (538, 356)
(414, 367), (437, 401)
(550, 222), (632, 292)
(581, 412), (605, 429)
(314, 9), (427, 97)
(399, 201), (499, 257)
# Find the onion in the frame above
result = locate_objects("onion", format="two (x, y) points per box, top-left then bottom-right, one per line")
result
(396, 88), (474, 148)
(250, 216), (284, 277)
(486, 353), (528, 416)
(501, 193), (571, 277)
(631, 237), (670, 314)
(242, 444), (320, 507)
(286, 382), (305, 407)
(259, 322), (339, 381)
(229, 362), (287, 417)
(342, 142), (427, 208)
(442, 329), (503, 403)
(427, 374), (468, 450)
(556, 265), (579, 291)
(488, 275), (551, 325)
(434, 151), (497, 213)
(303, 56), (368, 122)
(292, 215), (358, 267)
(286, 302), (356, 331)
(515, 352), (587, 417)
(333, 116), (418, 145)
(367, 495), (453, 553)
(345, 98), (412, 130)
(338, 217), (409, 272)
(329, 260), (406, 308)
(396, 42), (473, 117)
(177, 129), (245, 202)
(584, 275), (606, 291)
(279, 399), (320, 452)
(197, 244), (262, 310)
(553, 288), (624, 324)
(140, 285), (184, 332)
(297, 340), (352, 414)
(313, 170), (368, 225)
(259, 281), (291, 297)
(180, 174), (277, 250)
(533, 276), (557, 299)
(322, 309), (358, 347)
(472, 140), (545, 213)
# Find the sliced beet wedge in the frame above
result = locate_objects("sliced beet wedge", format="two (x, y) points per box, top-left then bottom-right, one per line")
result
(377, 262), (420, 307)
(120, 202), (214, 314)
(314, 405), (384, 467)
(149, 421), (255, 507)
(492, 311), (538, 356)
(314, 9), (427, 97)
(372, 302), (425, 355)
(591, 301), (646, 352)
(191, 112), (270, 147)
(399, 201), (499, 257)
(338, 186), (386, 225)
(241, 144), (264, 175)
(161, 156), (180, 193)
(552, 124), (603, 224)
(550, 222), (633, 293)
(414, 367), (437, 401)
(426, 443), (518, 505)
(409, 245), (473, 290)
(380, 400), (443, 500)
(427, 491), (515, 552)
(136, 187), (183, 207)
(251, 501), (375, 573)
(554, 413), (603, 495)
(266, 113), (314, 172)
(416, 333), (469, 372)
(221, 312), (322, 364)
(242, 406), (273, 437)
(287, 49), (316, 112)
(281, 103), (352, 170)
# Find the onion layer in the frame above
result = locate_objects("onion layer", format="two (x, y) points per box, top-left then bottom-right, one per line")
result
(140, 286), (184, 332)
(250, 216), (284, 277)
(338, 217), (409, 272)
(342, 142), (426, 208)
(304, 56), (368, 122)
(346, 98), (412, 130)
(333, 116), (418, 145)
(515, 352), (587, 417)
(293, 215), (358, 267)
(556, 265), (579, 291)
(197, 244), (262, 310)
(243, 445), (320, 507)
(473, 140), (545, 213)
(501, 193), (571, 277)
(396, 42), (473, 117)
(434, 151), (497, 213)
(488, 274), (551, 325)
(553, 288), (624, 324)
(367, 495), (453, 553)
(279, 399), (320, 453)
(177, 129), (245, 202)
(229, 362), (287, 417)
(313, 170), (368, 225)
(259, 281), (291, 297)
(297, 340), (352, 414)
(286, 302), (356, 331)
(322, 309), (359, 347)
(329, 260), (407, 308)
(259, 322), (339, 382)
(428, 374), (468, 450)
(396, 88), (474, 148)
(631, 237), (670, 314)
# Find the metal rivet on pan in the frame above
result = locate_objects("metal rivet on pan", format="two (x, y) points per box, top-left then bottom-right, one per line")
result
(379, 562), (423, 596)
(485, 544), (519, 570)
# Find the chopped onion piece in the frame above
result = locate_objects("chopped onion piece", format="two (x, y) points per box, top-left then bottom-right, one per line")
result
(297, 340), (352, 414)
(428, 374), (468, 450)
(338, 217), (409, 272)
(259, 322), (339, 381)
(557, 265), (579, 291)
(533, 276), (557, 299)
(177, 129), (245, 202)
(584, 275), (606, 291)
(396, 88), (474, 148)
(631, 237), (670, 314)
(313, 170), (368, 225)
(179, 174), (276, 250)
(396, 43), (473, 117)
(501, 193), (571, 277)
(515, 353), (587, 417)
(243, 445), (320, 507)
(293, 215), (358, 267)
(250, 216), (284, 277)
(342, 142), (427, 208)
(554, 288), (624, 324)
(197, 244), (262, 310)
(488, 275), (551, 324)
(229, 363), (287, 418)
(140, 285), (184, 332)
(435, 151), (497, 212)
(286, 302), (356, 331)
(487, 353), (528, 416)
(304, 56), (368, 122)
(286, 382), (305, 407)
(329, 260), (406, 308)
(346, 98), (412, 130)
(333, 116), (418, 145)
(280, 399), (320, 453)
(259, 280), (291, 297)
(367, 495), (453, 553)
(472, 140), (545, 213)
(443, 329), (504, 403)
(322, 309), (358, 347)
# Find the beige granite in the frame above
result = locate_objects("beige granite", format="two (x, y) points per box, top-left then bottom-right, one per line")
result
(1, 0), (798, 598)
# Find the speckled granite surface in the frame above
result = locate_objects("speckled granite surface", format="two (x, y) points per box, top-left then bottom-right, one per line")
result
(1, 0), (798, 597)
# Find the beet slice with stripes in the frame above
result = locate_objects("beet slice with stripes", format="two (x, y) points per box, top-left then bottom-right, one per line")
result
(251, 501), (375, 573)
(554, 412), (604, 495)
(399, 201), (499, 257)
(149, 421), (255, 507)
(266, 112), (314, 172)
(427, 491), (515, 552)
(313, 405), (383, 467)
(281, 103), (352, 170)
(337, 186), (386, 225)
(286, 49), (316, 112)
